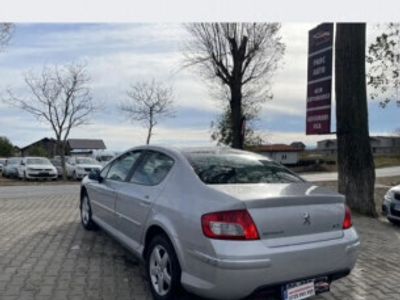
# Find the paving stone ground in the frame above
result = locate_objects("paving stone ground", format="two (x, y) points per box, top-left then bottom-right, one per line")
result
(0, 185), (399, 300)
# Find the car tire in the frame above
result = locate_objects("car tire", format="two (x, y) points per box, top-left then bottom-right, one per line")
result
(146, 235), (182, 300)
(389, 218), (400, 226)
(73, 171), (78, 181)
(80, 192), (97, 230)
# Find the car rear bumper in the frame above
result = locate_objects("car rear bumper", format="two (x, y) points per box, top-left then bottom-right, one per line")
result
(382, 200), (400, 221)
(26, 173), (57, 179)
(181, 228), (359, 300)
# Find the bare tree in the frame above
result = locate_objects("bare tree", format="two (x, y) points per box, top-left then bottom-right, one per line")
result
(120, 79), (175, 144)
(0, 23), (14, 48)
(4, 63), (95, 179)
(183, 23), (285, 149)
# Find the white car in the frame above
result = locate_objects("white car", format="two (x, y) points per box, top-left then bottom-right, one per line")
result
(67, 156), (102, 180)
(382, 184), (400, 225)
(92, 150), (117, 166)
(2, 157), (21, 178)
(0, 158), (6, 172)
(18, 157), (58, 180)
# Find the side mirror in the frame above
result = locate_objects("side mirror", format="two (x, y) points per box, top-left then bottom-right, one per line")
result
(88, 169), (102, 182)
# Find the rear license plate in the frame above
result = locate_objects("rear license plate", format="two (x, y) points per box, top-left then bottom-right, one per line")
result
(282, 279), (315, 300)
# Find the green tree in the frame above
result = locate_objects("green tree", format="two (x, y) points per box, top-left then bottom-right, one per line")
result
(0, 137), (14, 157)
(28, 145), (48, 157)
(210, 104), (264, 147)
(335, 23), (376, 217)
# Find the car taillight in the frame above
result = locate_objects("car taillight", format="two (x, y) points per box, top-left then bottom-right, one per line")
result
(201, 210), (260, 240)
(343, 206), (352, 230)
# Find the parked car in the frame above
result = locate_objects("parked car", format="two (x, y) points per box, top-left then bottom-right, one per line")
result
(67, 156), (102, 180)
(18, 157), (58, 180)
(50, 158), (64, 177)
(94, 153), (115, 166)
(2, 157), (21, 178)
(0, 158), (6, 172)
(382, 184), (400, 225)
(79, 146), (360, 300)
(92, 150), (117, 166)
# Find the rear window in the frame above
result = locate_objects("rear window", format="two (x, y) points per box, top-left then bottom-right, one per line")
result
(76, 158), (97, 164)
(8, 158), (20, 165)
(27, 158), (50, 165)
(184, 152), (304, 184)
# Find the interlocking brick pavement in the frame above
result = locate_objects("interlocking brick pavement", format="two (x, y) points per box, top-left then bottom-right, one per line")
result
(0, 185), (398, 300)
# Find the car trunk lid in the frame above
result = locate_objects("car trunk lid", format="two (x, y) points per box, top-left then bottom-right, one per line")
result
(208, 183), (345, 247)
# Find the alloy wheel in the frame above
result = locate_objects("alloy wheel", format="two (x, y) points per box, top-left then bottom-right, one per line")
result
(149, 245), (172, 296)
(81, 195), (90, 225)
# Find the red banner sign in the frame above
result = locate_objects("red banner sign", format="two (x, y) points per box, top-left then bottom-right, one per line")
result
(306, 23), (334, 135)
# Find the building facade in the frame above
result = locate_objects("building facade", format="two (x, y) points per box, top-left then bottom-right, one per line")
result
(250, 144), (303, 165)
(317, 136), (400, 156)
(19, 138), (107, 157)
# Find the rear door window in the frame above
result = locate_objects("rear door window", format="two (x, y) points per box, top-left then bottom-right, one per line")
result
(106, 151), (142, 182)
(130, 151), (174, 186)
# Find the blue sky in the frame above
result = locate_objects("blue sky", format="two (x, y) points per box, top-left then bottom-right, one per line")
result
(0, 23), (398, 151)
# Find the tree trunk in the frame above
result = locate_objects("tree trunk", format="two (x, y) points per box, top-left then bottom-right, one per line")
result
(146, 110), (153, 145)
(230, 83), (243, 149)
(335, 23), (377, 217)
(57, 138), (67, 180)
(146, 126), (152, 145)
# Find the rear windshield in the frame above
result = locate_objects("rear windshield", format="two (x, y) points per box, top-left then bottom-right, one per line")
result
(97, 155), (113, 162)
(185, 152), (304, 184)
(76, 158), (97, 164)
(8, 158), (20, 165)
(27, 158), (50, 165)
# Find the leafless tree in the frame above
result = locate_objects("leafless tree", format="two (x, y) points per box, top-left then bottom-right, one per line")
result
(0, 23), (14, 48)
(183, 23), (285, 149)
(120, 79), (175, 144)
(4, 63), (96, 179)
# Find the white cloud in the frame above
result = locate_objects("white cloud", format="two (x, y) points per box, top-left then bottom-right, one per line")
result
(69, 122), (215, 151)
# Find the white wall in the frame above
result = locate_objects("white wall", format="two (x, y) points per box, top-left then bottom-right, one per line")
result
(260, 152), (299, 165)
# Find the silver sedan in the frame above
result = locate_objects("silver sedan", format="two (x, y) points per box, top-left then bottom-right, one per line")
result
(79, 146), (360, 300)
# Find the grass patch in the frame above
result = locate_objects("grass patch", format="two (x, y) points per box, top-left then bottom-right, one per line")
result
(374, 156), (400, 168)
(296, 153), (400, 172)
